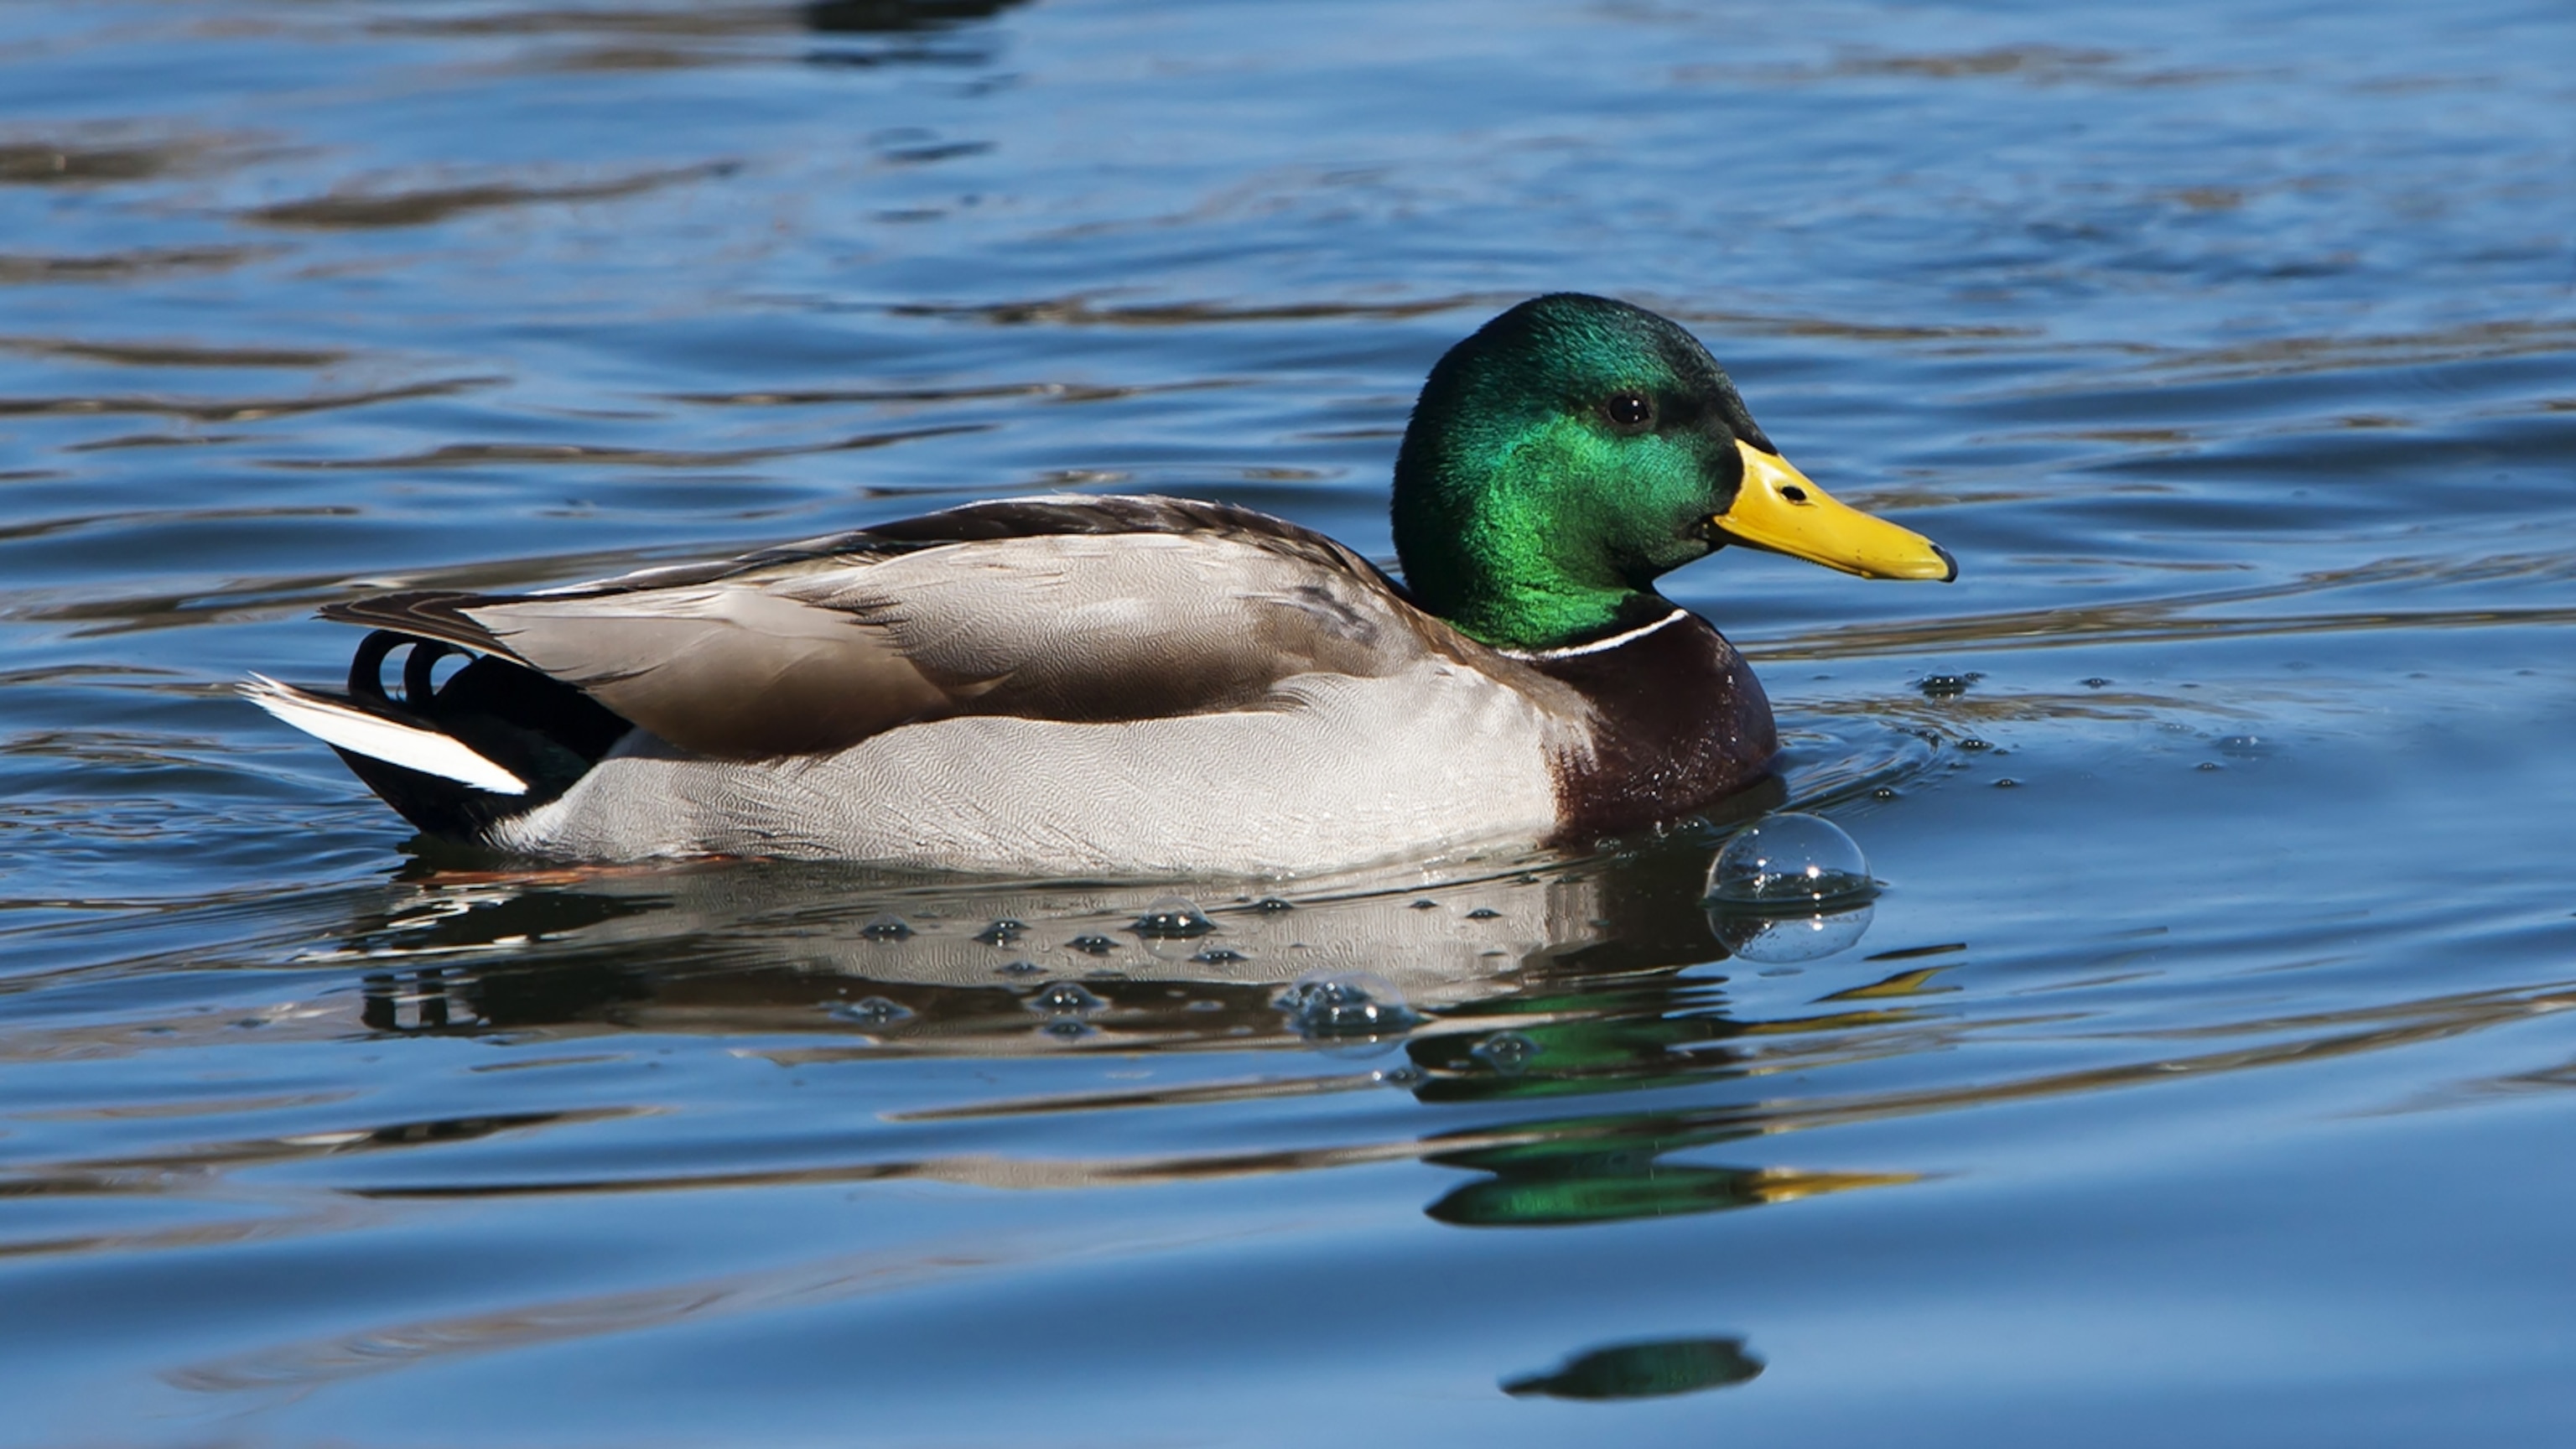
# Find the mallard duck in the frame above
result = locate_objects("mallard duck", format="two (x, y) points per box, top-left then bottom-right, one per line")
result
(248, 293), (1953, 876)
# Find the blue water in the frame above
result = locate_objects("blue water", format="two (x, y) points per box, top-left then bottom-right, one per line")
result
(4, 1), (2574, 1443)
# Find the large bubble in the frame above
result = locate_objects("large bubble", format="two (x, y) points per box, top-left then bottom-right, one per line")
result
(1705, 813), (1875, 907)
(1711, 903), (1875, 963)
(1703, 812), (1878, 963)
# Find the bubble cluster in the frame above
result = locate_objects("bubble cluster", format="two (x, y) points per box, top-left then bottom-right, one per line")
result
(1275, 972), (1421, 1040)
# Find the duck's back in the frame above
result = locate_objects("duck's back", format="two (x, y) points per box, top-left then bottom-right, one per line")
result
(262, 496), (1601, 874)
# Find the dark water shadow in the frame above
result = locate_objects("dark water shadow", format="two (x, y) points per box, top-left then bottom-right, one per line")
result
(1504, 1336), (1764, 1400)
(0, 246), (278, 286)
(0, 335), (350, 369)
(0, 375), (499, 424)
(363, 0), (1030, 74)
(803, 0), (1028, 34)
(0, 140), (194, 186)
(263, 420), (986, 471)
(242, 164), (733, 231)
(886, 293), (1498, 328)
(368, 0), (1026, 40)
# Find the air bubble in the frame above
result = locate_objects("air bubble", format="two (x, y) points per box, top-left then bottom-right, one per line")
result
(1191, 946), (1247, 965)
(1275, 972), (1421, 1040)
(974, 918), (1028, 946)
(860, 913), (912, 940)
(1704, 813), (1877, 963)
(1472, 1031), (1540, 1075)
(1065, 933), (1119, 956)
(1705, 813), (1874, 908)
(1131, 896), (1214, 937)
(1466, 907), (1502, 920)
(830, 995), (911, 1026)
(1026, 981), (1105, 1016)
(1713, 904), (1875, 964)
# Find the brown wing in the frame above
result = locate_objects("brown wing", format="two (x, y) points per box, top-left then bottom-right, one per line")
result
(319, 496), (1449, 760)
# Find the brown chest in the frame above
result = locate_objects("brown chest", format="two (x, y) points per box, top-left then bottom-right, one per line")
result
(1529, 611), (1778, 844)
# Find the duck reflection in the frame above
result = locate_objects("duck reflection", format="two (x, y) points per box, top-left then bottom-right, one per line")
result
(313, 828), (1931, 1397)
(343, 810), (1890, 1060)
(333, 822), (1924, 1231)
(1422, 1110), (1915, 1229)
(1503, 1336), (1764, 1400)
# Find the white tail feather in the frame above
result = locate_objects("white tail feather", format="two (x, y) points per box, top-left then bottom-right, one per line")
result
(242, 674), (528, 795)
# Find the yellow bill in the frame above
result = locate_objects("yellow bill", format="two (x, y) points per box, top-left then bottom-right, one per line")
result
(1713, 439), (1956, 581)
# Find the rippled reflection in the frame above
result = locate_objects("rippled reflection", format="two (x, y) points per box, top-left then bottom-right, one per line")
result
(316, 839), (1770, 1056)
(45, 832), (1929, 1222)
(23, 817), (2519, 1233)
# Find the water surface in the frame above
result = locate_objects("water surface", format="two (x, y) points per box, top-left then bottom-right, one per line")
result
(4, 1), (2574, 1444)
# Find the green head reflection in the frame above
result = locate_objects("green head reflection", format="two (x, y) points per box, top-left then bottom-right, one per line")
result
(1425, 1113), (1916, 1228)
(1503, 1337), (1765, 1400)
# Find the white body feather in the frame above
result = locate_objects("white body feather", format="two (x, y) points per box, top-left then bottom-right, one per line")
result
(486, 659), (1566, 876)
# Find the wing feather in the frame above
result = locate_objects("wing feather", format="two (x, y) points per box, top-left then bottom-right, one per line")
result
(319, 497), (1466, 761)
(319, 590), (522, 662)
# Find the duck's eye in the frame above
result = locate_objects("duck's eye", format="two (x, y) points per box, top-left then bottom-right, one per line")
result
(1602, 391), (1654, 431)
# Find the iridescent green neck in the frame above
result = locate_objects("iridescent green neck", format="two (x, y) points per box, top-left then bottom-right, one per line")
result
(1391, 431), (1651, 650)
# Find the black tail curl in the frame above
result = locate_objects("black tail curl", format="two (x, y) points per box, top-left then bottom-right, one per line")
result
(332, 631), (634, 841)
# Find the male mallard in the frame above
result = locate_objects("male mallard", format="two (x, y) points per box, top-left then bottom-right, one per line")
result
(248, 294), (1953, 875)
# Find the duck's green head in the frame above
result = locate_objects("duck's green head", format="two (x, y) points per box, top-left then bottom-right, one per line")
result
(1392, 293), (1954, 652)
